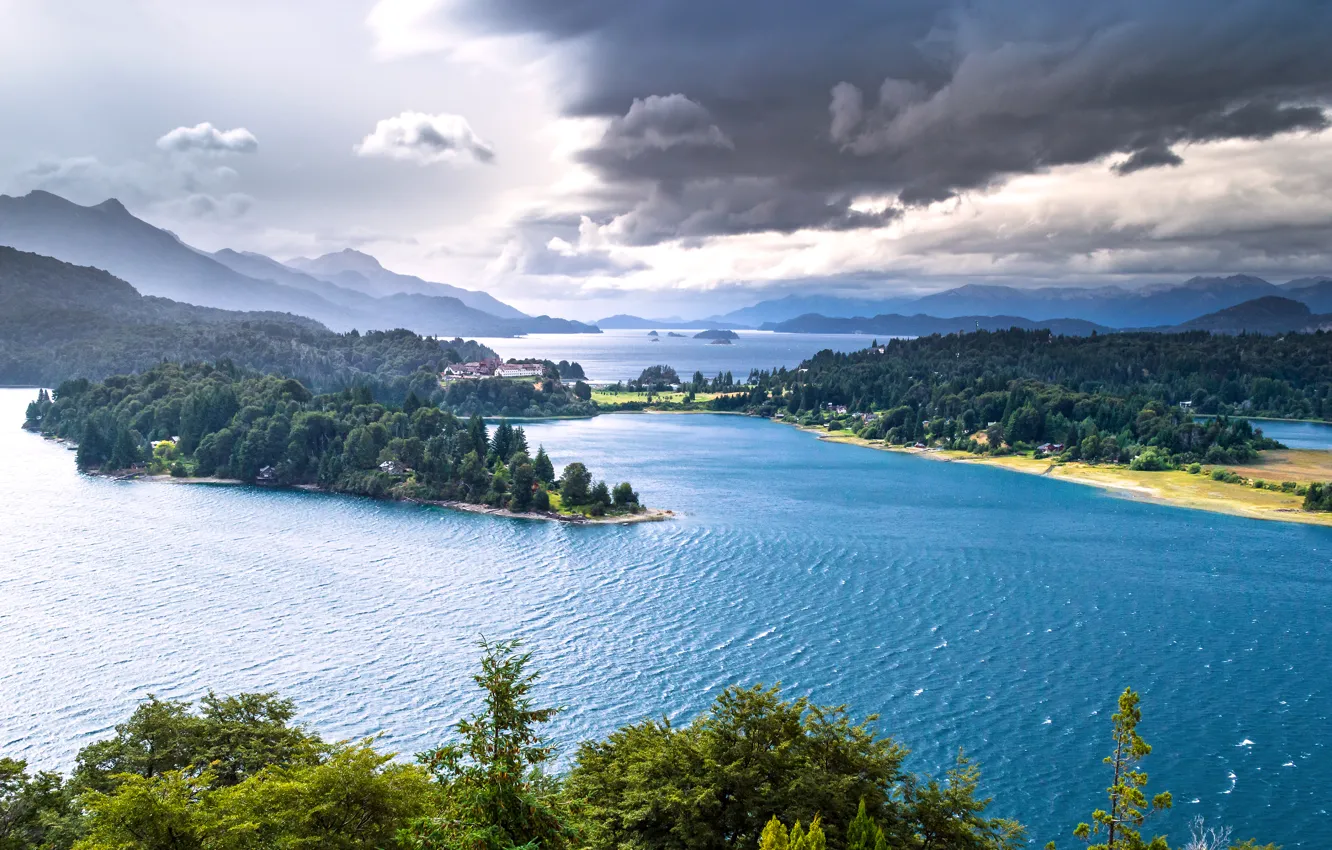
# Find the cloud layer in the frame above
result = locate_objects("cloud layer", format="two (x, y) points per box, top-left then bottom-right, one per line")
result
(406, 0), (1332, 244)
(156, 123), (259, 155)
(354, 111), (495, 165)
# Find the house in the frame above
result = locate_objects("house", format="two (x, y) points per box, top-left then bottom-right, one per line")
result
(379, 460), (406, 476)
(256, 465), (278, 484)
(495, 363), (544, 379)
(441, 358), (504, 381)
(1037, 443), (1066, 455)
(1179, 400), (1193, 410)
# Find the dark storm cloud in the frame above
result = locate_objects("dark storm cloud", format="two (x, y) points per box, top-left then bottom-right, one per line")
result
(1112, 146), (1183, 175)
(445, 0), (1332, 240)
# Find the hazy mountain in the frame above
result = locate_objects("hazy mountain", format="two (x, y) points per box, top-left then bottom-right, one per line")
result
(1281, 276), (1332, 313)
(0, 190), (350, 323)
(764, 312), (1109, 337)
(709, 294), (912, 327)
(596, 314), (747, 330)
(1172, 296), (1332, 334)
(287, 249), (527, 319)
(720, 275), (1316, 328)
(0, 191), (596, 338)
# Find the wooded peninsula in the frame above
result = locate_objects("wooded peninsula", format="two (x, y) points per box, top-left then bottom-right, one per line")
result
(22, 363), (654, 523)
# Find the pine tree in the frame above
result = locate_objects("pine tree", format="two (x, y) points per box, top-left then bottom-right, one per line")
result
(1061, 688), (1172, 850)
(108, 427), (141, 471)
(533, 447), (555, 484)
(404, 638), (571, 850)
(847, 799), (878, 850)
(760, 817), (790, 850)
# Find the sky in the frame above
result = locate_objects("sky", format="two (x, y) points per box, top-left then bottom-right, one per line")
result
(2, 0), (1331, 319)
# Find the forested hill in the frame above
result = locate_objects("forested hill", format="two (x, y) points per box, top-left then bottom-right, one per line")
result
(766, 329), (1332, 420)
(731, 329), (1328, 467)
(0, 247), (494, 398)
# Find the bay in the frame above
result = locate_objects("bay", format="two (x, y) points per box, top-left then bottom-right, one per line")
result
(472, 329), (879, 383)
(1, 388), (1329, 845)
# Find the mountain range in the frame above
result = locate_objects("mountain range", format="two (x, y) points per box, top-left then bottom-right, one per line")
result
(0, 191), (596, 338)
(711, 276), (1332, 329)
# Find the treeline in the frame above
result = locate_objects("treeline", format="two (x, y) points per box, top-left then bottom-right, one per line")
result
(440, 372), (596, 418)
(0, 641), (1274, 850)
(736, 330), (1313, 466)
(23, 363), (642, 517)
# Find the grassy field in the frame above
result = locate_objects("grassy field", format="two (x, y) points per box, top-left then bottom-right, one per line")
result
(590, 390), (728, 406)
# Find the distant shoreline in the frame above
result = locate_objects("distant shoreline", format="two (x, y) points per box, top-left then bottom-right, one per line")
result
(39, 436), (672, 527)
(786, 422), (1332, 527)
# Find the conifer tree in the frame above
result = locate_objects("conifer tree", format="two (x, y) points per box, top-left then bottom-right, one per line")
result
(533, 447), (555, 484)
(404, 638), (571, 850)
(1055, 688), (1172, 850)
(759, 817), (789, 850)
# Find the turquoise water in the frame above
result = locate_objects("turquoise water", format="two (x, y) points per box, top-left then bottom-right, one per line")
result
(1, 388), (1329, 845)
(474, 329), (877, 383)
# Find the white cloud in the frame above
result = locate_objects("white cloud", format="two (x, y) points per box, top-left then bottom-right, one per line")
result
(156, 122), (258, 155)
(353, 111), (495, 165)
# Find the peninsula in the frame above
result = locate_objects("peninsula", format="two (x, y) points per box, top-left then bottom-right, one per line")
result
(23, 364), (664, 524)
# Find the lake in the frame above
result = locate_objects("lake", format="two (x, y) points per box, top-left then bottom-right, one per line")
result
(1, 388), (1329, 846)
(472, 329), (878, 383)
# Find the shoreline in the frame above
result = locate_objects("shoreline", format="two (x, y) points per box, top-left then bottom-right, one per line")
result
(40, 433), (673, 526)
(124, 472), (674, 525)
(787, 422), (1332, 527)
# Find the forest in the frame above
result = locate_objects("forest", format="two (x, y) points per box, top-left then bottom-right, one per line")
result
(22, 364), (643, 518)
(724, 330), (1324, 467)
(0, 640), (1273, 850)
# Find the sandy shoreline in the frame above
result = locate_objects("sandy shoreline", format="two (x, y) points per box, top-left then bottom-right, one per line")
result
(790, 422), (1332, 527)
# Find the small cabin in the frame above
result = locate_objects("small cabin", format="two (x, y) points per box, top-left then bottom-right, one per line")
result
(256, 465), (278, 484)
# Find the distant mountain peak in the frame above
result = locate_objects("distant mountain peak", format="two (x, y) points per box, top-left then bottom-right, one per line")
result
(91, 198), (130, 215)
(289, 248), (385, 275)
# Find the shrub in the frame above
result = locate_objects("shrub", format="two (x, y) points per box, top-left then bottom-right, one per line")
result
(1187, 463), (1202, 475)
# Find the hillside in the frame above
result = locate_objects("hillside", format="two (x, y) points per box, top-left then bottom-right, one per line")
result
(0, 191), (349, 322)
(0, 191), (596, 338)
(1173, 295), (1332, 333)
(0, 247), (489, 395)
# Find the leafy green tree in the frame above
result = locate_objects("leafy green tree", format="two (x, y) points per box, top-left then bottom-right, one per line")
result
(533, 485), (551, 511)
(1056, 688), (1172, 850)
(559, 463), (592, 506)
(0, 758), (67, 850)
(612, 482), (639, 509)
(563, 684), (908, 850)
(72, 692), (320, 795)
(574, 381), (592, 401)
(510, 462), (536, 512)
(76, 743), (429, 850)
(403, 638), (572, 850)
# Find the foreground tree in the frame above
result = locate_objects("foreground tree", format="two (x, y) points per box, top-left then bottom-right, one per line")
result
(403, 638), (572, 850)
(1051, 688), (1172, 850)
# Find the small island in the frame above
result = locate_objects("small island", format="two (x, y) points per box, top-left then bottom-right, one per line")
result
(647, 330), (659, 337)
(693, 329), (740, 340)
(23, 365), (669, 525)
(708, 338), (733, 345)
(667, 331), (687, 338)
